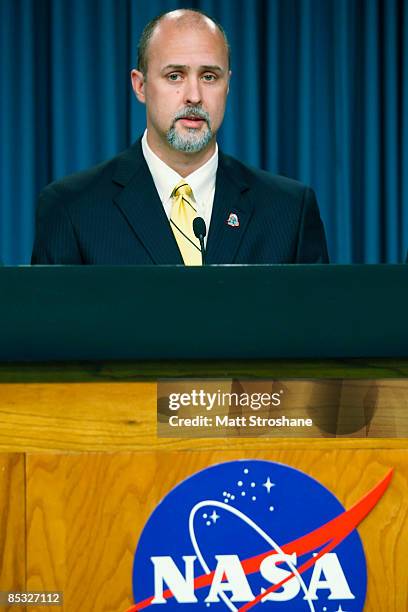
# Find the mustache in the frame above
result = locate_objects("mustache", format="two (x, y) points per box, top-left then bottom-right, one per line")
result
(172, 106), (211, 126)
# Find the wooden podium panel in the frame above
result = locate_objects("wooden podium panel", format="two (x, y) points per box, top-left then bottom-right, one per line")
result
(1, 359), (408, 611)
(0, 454), (25, 611)
(20, 449), (408, 612)
(0, 378), (408, 452)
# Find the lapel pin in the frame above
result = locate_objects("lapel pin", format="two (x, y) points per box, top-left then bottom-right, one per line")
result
(227, 212), (240, 227)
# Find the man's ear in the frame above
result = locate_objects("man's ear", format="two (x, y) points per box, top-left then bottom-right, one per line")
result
(131, 69), (146, 104)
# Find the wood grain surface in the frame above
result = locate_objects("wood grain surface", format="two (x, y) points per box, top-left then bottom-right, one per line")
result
(0, 381), (408, 452)
(23, 449), (407, 612)
(0, 454), (26, 612)
(1, 366), (407, 611)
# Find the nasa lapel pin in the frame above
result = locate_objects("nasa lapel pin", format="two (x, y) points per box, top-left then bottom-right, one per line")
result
(227, 212), (240, 227)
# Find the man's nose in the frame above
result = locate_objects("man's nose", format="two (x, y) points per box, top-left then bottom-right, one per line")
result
(184, 76), (202, 105)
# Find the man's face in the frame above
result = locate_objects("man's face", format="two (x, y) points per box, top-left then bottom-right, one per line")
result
(132, 17), (230, 155)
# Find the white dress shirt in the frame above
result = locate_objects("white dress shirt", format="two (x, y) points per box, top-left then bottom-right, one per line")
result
(141, 130), (218, 243)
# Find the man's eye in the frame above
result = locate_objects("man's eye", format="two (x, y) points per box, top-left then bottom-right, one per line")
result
(168, 73), (182, 81)
(202, 74), (216, 82)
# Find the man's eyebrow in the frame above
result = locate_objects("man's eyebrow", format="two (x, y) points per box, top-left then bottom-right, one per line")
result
(161, 64), (225, 73)
(161, 64), (189, 72)
(200, 65), (224, 73)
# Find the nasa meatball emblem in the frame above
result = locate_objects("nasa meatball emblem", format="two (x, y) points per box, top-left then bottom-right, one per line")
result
(130, 460), (392, 611)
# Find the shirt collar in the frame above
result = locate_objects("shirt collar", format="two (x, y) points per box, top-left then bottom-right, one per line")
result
(141, 129), (218, 202)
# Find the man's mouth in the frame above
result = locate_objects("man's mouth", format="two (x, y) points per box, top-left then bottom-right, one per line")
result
(177, 115), (206, 128)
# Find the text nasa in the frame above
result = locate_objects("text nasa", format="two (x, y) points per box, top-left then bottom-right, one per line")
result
(150, 553), (355, 604)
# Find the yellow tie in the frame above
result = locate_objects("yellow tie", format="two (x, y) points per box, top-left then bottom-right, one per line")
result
(170, 181), (202, 266)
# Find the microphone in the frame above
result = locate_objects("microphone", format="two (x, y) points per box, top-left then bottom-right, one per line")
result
(193, 217), (207, 265)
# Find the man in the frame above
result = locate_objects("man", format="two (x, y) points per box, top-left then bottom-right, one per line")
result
(31, 9), (328, 265)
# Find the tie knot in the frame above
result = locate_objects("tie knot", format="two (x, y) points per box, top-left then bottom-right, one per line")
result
(172, 181), (193, 199)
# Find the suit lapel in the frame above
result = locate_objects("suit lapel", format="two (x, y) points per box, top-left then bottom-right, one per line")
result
(111, 143), (252, 265)
(206, 152), (252, 264)
(112, 142), (183, 264)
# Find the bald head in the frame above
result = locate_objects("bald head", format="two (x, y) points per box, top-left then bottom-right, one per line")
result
(137, 9), (231, 76)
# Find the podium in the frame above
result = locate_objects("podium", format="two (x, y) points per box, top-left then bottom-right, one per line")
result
(0, 265), (407, 611)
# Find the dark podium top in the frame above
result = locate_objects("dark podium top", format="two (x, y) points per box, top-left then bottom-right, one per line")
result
(1, 265), (407, 362)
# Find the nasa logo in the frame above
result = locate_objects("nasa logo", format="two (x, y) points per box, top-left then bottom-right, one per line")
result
(129, 460), (392, 611)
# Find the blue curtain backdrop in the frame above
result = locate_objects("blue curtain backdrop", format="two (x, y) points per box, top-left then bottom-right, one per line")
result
(0, 0), (407, 264)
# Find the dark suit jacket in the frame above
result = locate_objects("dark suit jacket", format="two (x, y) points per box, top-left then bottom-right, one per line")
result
(31, 141), (329, 265)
